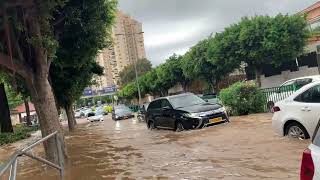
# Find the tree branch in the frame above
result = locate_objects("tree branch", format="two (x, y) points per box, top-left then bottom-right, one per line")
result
(4, 0), (34, 8)
(27, 14), (48, 77)
(0, 52), (33, 80)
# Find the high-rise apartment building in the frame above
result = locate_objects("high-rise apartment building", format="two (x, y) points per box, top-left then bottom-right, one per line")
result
(89, 11), (146, 95)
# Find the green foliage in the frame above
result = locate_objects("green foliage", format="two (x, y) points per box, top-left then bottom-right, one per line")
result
(118, 13), (309, 101)
(208, 24), (243, 80)
(0, 125), (36, 146)
(51, 0), (117, 108)
(0, 74), (23, 109)
(312, 26), (320, 35)
(160, 54), (190, 90)
(238, 14), (308, 68)
(182, 33), (242, 92)
(219, 81), (265, 115)
(5, 84), (23, 109)
(104, 105), (113, 113)
(235, 14), (309, 86)
(182, 39), (210, 81)
(119, 58), (152, 85)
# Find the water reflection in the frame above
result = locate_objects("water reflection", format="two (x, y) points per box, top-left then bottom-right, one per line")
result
(0, 114), (309, 180)
(115, 121), (121, 131)
(131, 117), (137, 125)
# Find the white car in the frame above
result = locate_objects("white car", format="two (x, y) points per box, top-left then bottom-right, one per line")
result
(75, 110), (82, 118)
(82, 108), (93, 117)
(300, 119), (320, 180)
(87, 108), (105, 122)
(272, 81), (320, 139)
(267, 75), (320, 110)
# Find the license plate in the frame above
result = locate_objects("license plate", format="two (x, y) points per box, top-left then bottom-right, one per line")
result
(209, 117), (223, 124)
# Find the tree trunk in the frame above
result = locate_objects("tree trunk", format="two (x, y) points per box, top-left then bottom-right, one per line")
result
(0, 83), (14, 133)
(181, 82), (188, 92)
(28, 76), (66, 163)
(25, 14), (67, 163)
(72, 109), (77, 125)
(24, 98), (32, 126)
(255, 66), (263, 87)
(65, 104), (75, 131)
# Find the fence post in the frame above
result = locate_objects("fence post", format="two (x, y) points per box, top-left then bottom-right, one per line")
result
(55, 134), (64, 180)
(9, 159), (17, 180)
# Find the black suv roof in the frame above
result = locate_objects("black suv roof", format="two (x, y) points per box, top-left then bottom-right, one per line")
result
(154, 92), (194, 101)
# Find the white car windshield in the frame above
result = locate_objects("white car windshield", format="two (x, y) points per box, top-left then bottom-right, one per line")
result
(95, 110), (104, 115)
(115, 108), (131, 114)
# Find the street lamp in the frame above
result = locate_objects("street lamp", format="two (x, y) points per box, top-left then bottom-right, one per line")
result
(115, 31), (144, 105)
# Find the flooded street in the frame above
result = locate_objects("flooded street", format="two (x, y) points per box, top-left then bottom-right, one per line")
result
(0, 113), (309, 179)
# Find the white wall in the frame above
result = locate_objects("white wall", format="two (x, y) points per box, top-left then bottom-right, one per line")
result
(261, 66), (320, 88)
(168, 83), (184, 95)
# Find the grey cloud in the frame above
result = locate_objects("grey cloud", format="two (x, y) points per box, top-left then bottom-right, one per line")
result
(119, 0), (317, 66)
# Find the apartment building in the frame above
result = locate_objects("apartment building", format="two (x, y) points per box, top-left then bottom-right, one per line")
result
(88, 11), (146, 96)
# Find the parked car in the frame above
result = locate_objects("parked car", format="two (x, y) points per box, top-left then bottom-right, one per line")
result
(87, 108), (105, 122)
(267, 75), (320, 110)
(300, 118), (320, 180)
(75, 110), (83, 118)
(82, 108), (94, 117)
(95, 106), (108, 115)
(112, 106), (134, 120)
(272, 81), (320, 139)
(146, 93), (229, 132)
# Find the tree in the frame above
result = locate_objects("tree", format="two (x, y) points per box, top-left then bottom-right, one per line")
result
(139, 69), (159, 96)
(0, 83), (13, 133)
(1, 73), (31, 126)
(24, 97), (32, 126)
(119, 58), (152, 85)
(0, 0), (67, 162)
(50, 0), (116, 131)
(0, 73), (23, 133)
(0, 0), (117, 162)
(207, 24), (243, 85)
(51, 62), (104, 131)
(182, 38), (220, 92)
(164, 54), (192, 91)
(237, 14), (309, 86)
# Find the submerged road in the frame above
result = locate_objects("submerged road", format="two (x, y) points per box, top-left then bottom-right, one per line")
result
(0, 113), (308, 179)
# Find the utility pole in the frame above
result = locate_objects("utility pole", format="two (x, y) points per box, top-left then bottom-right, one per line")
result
(131, 28), (143, 105)
(115, 30), (144, 105)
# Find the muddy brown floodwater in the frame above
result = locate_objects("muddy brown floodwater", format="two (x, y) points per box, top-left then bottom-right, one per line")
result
(0, 113), (309, 180)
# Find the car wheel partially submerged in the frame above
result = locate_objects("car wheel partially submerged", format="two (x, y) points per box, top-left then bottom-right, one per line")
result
(175, 121), (184, 132)
(285, 122), (309, 140)
(148, 121), (155, 130)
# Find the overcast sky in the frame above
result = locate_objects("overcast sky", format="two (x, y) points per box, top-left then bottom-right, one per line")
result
(118, 0), (317, 66)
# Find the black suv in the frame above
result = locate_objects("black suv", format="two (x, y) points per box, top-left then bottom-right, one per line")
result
(146, 93), (229, 131)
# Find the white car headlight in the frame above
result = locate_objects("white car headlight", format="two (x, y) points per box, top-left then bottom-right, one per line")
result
(212, 107), (226, 114)
(183, 112), (202, 118)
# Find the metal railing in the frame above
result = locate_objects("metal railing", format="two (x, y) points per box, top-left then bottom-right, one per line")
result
(261, 84), (296, 111)
(0, 131), (64, 180)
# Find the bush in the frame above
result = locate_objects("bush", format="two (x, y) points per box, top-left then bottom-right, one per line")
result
(104, 105), (113, 113)
(219, 81), (265, 116)
(0, 125), (36, 146)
